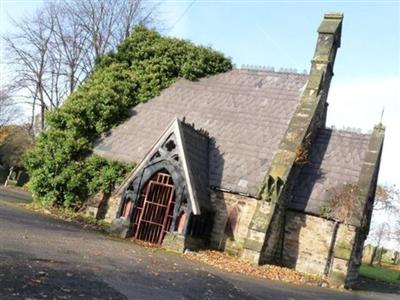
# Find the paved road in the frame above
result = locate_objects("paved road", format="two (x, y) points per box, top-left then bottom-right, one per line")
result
(0, 190), (397, 300)
(0, 188), (32, 203)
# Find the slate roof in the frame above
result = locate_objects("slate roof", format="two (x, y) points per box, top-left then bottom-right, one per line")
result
(94, 69), (308, 196)
(180, 122), (210, 210)
(288, 128), (371, 215)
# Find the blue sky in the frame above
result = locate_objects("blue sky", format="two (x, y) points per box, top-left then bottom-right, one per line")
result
(1, 1), (399, 193)
(162, 1), (399, 78)
(1, 1), (399, 184)
(160, 1), (400, 187)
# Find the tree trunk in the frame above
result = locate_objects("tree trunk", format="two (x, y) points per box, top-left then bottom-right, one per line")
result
(370, 245), (378, 266)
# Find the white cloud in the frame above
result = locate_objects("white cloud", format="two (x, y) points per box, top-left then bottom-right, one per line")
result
(328, 78), (400, 249)
(327, 78), (400, 187)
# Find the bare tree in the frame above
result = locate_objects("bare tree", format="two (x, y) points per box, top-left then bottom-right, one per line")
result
(369, 222), (392, 265)
(0, 87), (19, 129)
(374, 184), (400, 214)
(64, 0), (157, 65)
(3, 0), (159, 134)
(3, 9), (57, 132)
(47, 2), (90, 94)
(367, 185), (400, 264)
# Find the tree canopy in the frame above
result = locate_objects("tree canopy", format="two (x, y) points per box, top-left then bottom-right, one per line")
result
(24, 26), (232, 209)
(0, 125), (33, 169)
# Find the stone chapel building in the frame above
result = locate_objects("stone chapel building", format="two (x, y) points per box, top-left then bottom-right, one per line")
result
(91, 13), (384, 287)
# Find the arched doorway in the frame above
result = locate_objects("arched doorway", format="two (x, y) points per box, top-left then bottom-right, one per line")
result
(129, 170), (176, 244)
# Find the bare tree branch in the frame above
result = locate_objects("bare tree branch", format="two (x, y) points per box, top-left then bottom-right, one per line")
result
(3, 10), (55, 131)
(2, 0), (159, 135)
(0, 87), (20, 128)
(374, 184), (400, 214)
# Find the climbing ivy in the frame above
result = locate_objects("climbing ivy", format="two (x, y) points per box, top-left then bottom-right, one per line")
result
(24, 26), (232, 209)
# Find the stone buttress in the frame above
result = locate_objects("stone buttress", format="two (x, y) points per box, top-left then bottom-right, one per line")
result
(241, 13), (344, 264)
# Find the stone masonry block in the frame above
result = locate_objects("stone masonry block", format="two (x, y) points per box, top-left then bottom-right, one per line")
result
(162, 232), (185, 253)
(241, 248), (261, 265)
(283, 211), (335, 275)
(329, 257), (348, 285)
(334, 224), (356, 260)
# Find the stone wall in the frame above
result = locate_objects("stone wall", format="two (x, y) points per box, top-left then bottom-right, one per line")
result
(209, 191), (259, 256)
(341, 125), (385, 287)
(282, 211), (336, 275)
(85, 191), (121, 223)
(329, 224), (357, 286)
(283, 211), (360, 286)
(104, 193), (121, 221)
(88, 188), (260, 256)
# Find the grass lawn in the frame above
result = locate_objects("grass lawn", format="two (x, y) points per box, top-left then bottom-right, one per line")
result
(359, 264), (400, 284)
(6, 180), (17, 185)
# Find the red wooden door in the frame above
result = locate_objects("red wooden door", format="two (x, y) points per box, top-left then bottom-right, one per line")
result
(134, 172), (175, 244)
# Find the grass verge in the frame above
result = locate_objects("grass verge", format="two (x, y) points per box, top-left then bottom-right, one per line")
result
(359, 264), (400, 284)
(24, 202), (110, 233)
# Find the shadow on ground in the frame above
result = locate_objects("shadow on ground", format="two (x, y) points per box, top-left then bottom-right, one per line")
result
(0, 251), (126, 299)
(352, 276), (400, 295)
(0, 250), (256, 300)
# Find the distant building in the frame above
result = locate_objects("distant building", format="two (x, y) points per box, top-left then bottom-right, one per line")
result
(90, 13), (384, 287)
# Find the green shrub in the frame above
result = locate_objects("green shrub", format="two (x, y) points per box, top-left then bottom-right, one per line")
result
(85, 155), (132, 196)
(24, 26), (232, 209)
